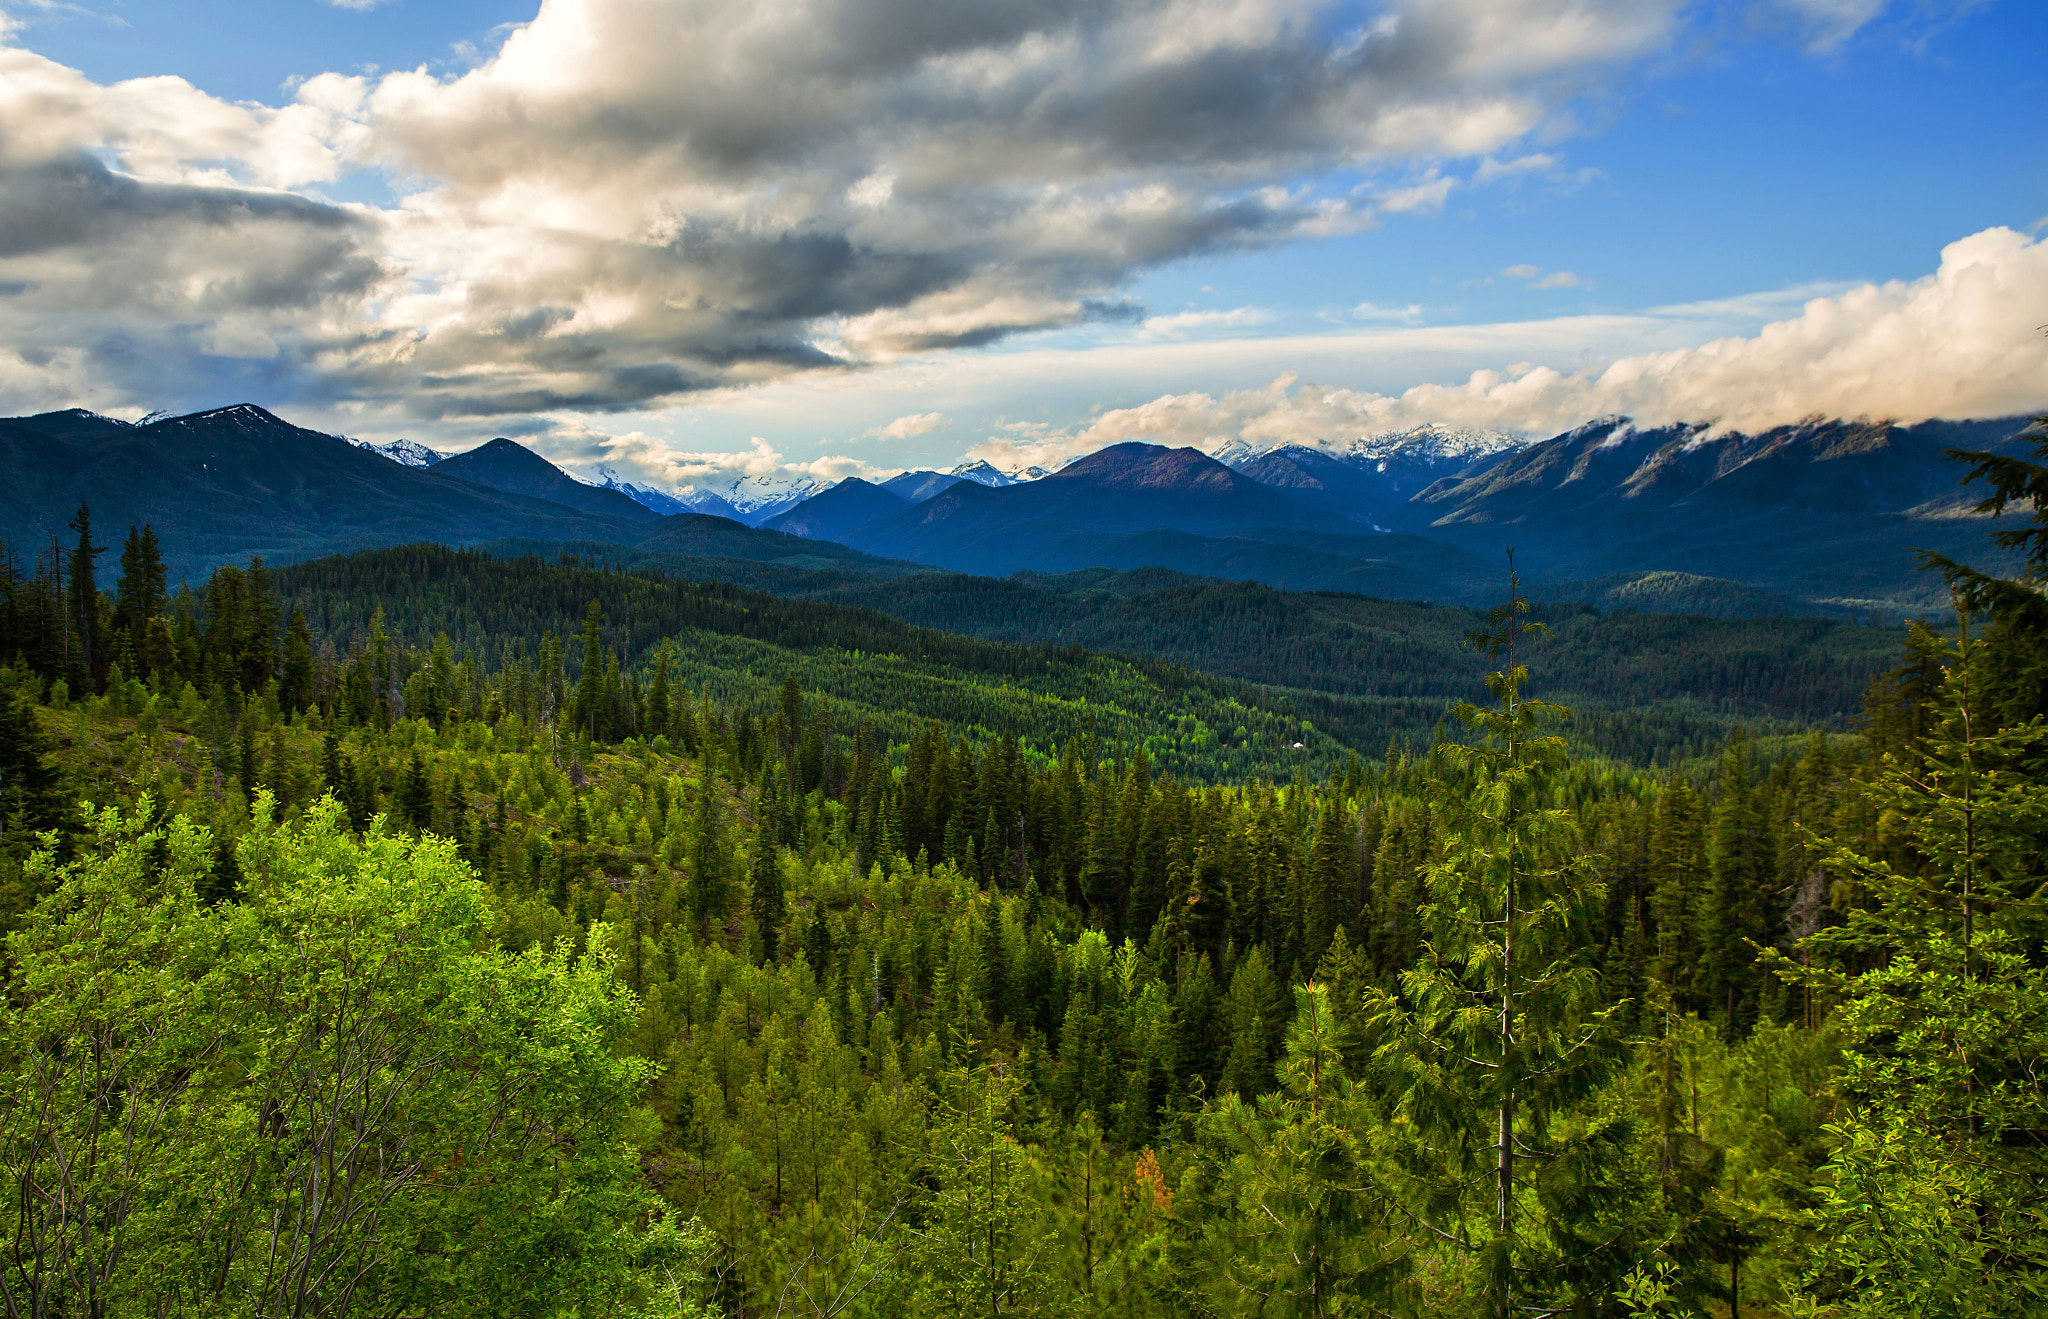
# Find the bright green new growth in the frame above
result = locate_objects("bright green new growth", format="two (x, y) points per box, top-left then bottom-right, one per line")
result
(0, 796), (706, 1318)
(1778, 610), (2048, 1318)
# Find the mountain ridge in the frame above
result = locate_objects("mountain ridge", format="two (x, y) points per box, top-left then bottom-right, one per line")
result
(0, 404), (652, 578)
(431, 438), (660, 524)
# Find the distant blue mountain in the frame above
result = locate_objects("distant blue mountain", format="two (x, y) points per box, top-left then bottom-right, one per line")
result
(0, 404), (650, 579)
(764, 478), (912, 541)
(432, 438), (660, 523)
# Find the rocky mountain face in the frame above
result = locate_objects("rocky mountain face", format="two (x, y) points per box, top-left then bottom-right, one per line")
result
(829, 443), (1373, 577)
(879, 470), (965, 502)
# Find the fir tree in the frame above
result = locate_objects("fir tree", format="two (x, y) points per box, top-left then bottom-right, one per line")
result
(400, 750), (434, 833)
(1362, 556), (1627, 1319)
(113, 524), (167, 679)
(572, 600), (607, 744)
(279, 609), (315, 713)
(750, 825), (785, 964)
(1781, 613), (2048, 1314)
(65, 504), (104, 691)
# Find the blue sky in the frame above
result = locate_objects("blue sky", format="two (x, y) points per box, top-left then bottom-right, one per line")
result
(2, 0), (2044, 487)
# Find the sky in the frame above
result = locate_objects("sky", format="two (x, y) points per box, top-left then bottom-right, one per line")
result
(1, 0), (2045, 491)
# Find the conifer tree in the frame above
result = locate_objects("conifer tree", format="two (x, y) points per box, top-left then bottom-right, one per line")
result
(113, 524), (167, 679)
(750, 825), (785, 964)
(1362, 556), (1626, 1318)
(1647, 779), (1707, 1007)
(689, 777), (729, 934)
(910, 1060), (1058, 1318)
(647, 640), (673, 737)
(279, 608), (315, 713)
(1302, 795), (1354, 973)
(1195, 982), (1407, 1317)
(401, 750), (434, 833)
(65, 504), (103, 691)
(1702, 736), (1774, 1034)
(0, 688), (70, 915)
(1781, 614), (2048, 1314)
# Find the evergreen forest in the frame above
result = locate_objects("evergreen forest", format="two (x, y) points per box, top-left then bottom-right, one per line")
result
(0, 431), (2043, 1318)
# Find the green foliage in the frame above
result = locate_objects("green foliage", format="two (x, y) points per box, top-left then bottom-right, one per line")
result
(2, 439), (2042, 1316)
(1778, 619), (2048, 1317)
(0, 797), (705, 1317)
(1362, 563), (1631, 1317)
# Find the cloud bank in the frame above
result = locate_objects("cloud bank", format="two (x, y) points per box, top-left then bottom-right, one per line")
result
(966, 225), (2048, 470)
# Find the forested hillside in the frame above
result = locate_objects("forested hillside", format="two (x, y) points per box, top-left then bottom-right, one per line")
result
(0, 429), (2043, 1317)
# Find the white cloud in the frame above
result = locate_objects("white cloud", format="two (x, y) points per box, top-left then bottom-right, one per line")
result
(1502, 263), (1543, 279)
(0, 0), (1998, 458)
(1352, 302), (1425, 322)
(1772, 0), (1890, 52)
(1136, 307), (1275, 339)
(1531, 270), (1584, 289)
(1474, 152), (1556, 182)
(1373, 174), (1455, 215)
(0, 0), (1700, 420)
(963, 226), (2048, 466)
(872, 411), (950, 439)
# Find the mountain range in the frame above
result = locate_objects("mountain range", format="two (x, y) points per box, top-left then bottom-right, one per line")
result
(0, 405), (651, 579)
(1, 401), (2035, 614)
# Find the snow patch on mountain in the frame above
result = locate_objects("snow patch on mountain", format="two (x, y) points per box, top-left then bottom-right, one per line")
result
(351, 437), (448, 468)
(591, 466), (696, 515)
(948, 460), (1019, 487)
(1347, 423), (1527, 464)
(579, 464), (827, 523)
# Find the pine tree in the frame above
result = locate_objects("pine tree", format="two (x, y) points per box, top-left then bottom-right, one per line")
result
(573, 600), (606, 743)
(749, 825), (785, 964)
(400, 750), (434, 833)
(279, 609), (315, 713)
(1782, 613), (2048, 1314)
(1362, 556), (1627, 1318)
(65, 504), (104, 691)
(1196, 982), (1407, 1317)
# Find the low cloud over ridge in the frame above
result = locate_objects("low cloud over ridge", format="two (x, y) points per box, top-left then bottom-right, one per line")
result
(966, 226), (2048, 471)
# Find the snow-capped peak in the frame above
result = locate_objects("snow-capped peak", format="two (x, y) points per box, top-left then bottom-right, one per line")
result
(1206, 438), (1262, 468)
(1347, 423), (1526, 463)
(948, 459), (1018, 487)
(351, 437), (447, 468)
(589, 466), (697, 515)
(724, 472), (827, 514)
